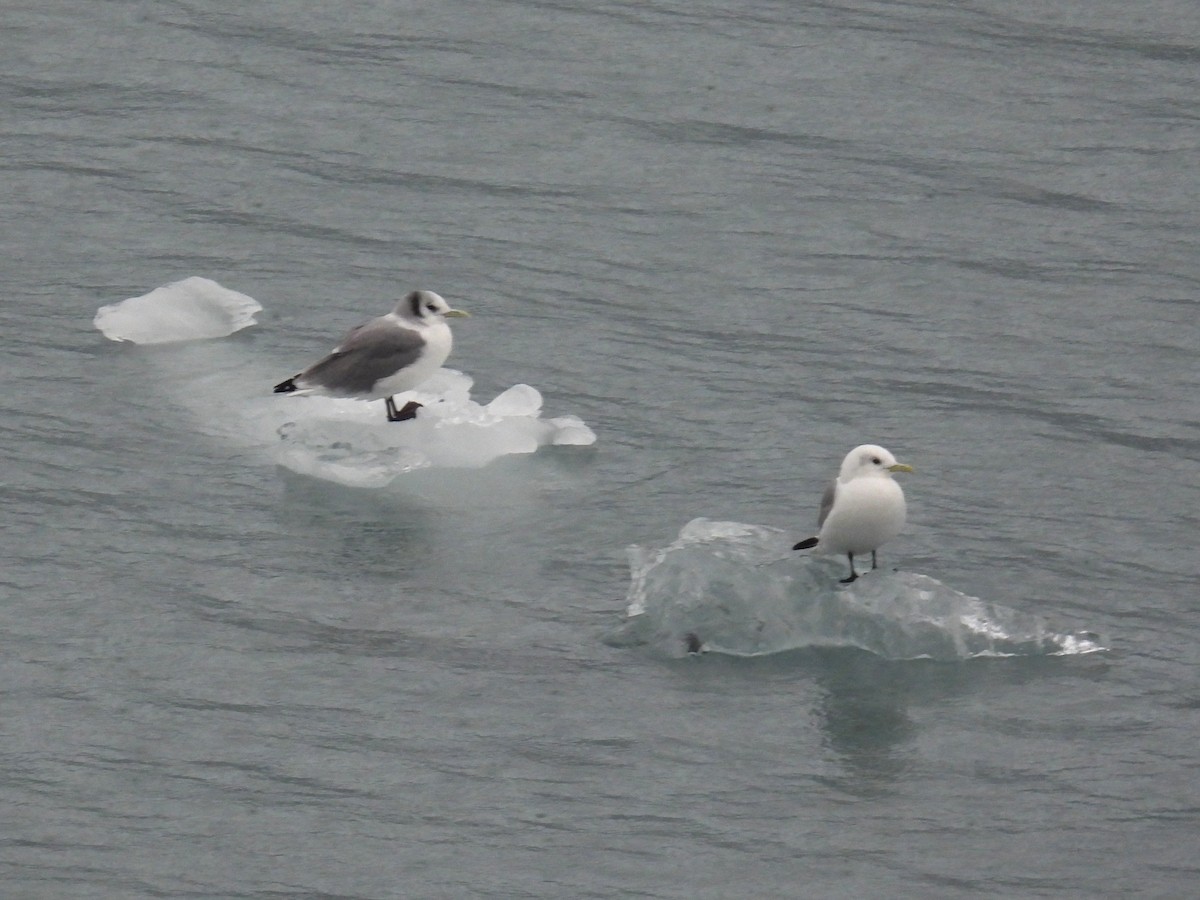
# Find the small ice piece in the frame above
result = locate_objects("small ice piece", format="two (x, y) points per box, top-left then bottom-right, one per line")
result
(547, 415), (597, 446)
(95, 277), (262, 344)
(608, 518), (1108, 660)
(486, 384), (543, 418)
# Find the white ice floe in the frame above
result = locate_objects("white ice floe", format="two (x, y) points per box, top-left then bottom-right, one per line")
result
(275, 369), (596, 487)
(93, 279), (597, 484)
(94, 277), (262, 344)
(608, 518), (1107, 661)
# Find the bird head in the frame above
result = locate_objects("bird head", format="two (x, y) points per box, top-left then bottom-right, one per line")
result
(839, 444), (914, 481)
(400, 290), (470, 321)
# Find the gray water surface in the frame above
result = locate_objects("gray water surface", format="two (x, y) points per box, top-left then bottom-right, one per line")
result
(3, 1), (1199, 897)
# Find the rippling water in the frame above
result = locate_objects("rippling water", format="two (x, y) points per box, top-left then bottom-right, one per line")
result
(4, 1), (1199, 896)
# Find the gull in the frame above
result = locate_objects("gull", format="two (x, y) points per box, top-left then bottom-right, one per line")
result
(273, 290), (469, 421)
(792, 444), (914, 583)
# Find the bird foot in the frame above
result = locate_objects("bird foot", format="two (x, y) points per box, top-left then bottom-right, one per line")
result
(387, 400), (423, 422)
(839, 573), (859, 584)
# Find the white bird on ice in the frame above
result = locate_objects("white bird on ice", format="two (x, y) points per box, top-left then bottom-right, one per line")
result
(792, 444), (914, 583)
(273, 290), (469, 421)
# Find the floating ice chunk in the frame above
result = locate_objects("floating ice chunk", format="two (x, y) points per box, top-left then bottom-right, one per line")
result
(275, 370), (596, 487)
(94, 277), (262, 344)
(608, 518), (1107, 661)
(486, 383), (542, 417)
(546, 415), (596, 446)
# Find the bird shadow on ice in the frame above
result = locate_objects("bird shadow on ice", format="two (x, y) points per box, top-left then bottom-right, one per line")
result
(605, 518), (1109, 663)
(92, 278), (597, 487)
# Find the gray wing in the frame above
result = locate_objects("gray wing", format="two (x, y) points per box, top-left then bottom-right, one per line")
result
(815, 480), (837, 528)
(298, 319), (425, 395)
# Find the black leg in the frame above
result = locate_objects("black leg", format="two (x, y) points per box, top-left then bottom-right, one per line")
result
(386, 397), (423, 422)
(840, 552), (859, 584)
(871, 550), (878, 570)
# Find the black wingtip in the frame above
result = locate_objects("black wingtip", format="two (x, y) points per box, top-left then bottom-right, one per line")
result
(793, 537), (819, 551)
(273, 378), (298, 394)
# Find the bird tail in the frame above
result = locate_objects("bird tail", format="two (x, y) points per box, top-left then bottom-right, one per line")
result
(273, 377), (299, 394)
(793, 536), (819, 551)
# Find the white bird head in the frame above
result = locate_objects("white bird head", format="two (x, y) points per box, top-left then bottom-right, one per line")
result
(396, 290), (470, 322)
(838, 444), (914, 481)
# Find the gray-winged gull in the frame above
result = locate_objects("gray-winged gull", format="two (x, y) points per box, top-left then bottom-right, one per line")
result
(273, 290), (469, 421)
(792, 444), (914, 583)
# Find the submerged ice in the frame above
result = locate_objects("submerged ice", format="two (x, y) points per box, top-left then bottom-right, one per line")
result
(93, 278), (597, 483)
(610, 519), (1106, 661)
(94, 277), (262, 344)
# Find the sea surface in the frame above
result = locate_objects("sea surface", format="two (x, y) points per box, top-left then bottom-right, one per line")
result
(3, 1), (1199, 897)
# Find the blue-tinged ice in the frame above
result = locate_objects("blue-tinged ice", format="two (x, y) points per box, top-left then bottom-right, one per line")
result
(609, 519), (1107, 661)
(94, 277), (261, 344)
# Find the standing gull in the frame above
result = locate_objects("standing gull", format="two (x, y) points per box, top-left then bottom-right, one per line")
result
(792, 444), (914, 583)
(273, 290), (469, 421)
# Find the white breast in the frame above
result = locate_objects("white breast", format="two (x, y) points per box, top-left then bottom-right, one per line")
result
(818, 478), (906, 555)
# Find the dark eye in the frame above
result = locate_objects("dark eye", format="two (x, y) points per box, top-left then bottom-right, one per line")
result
(426, 304), (438, 312)
(871, 456), (881, 465)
